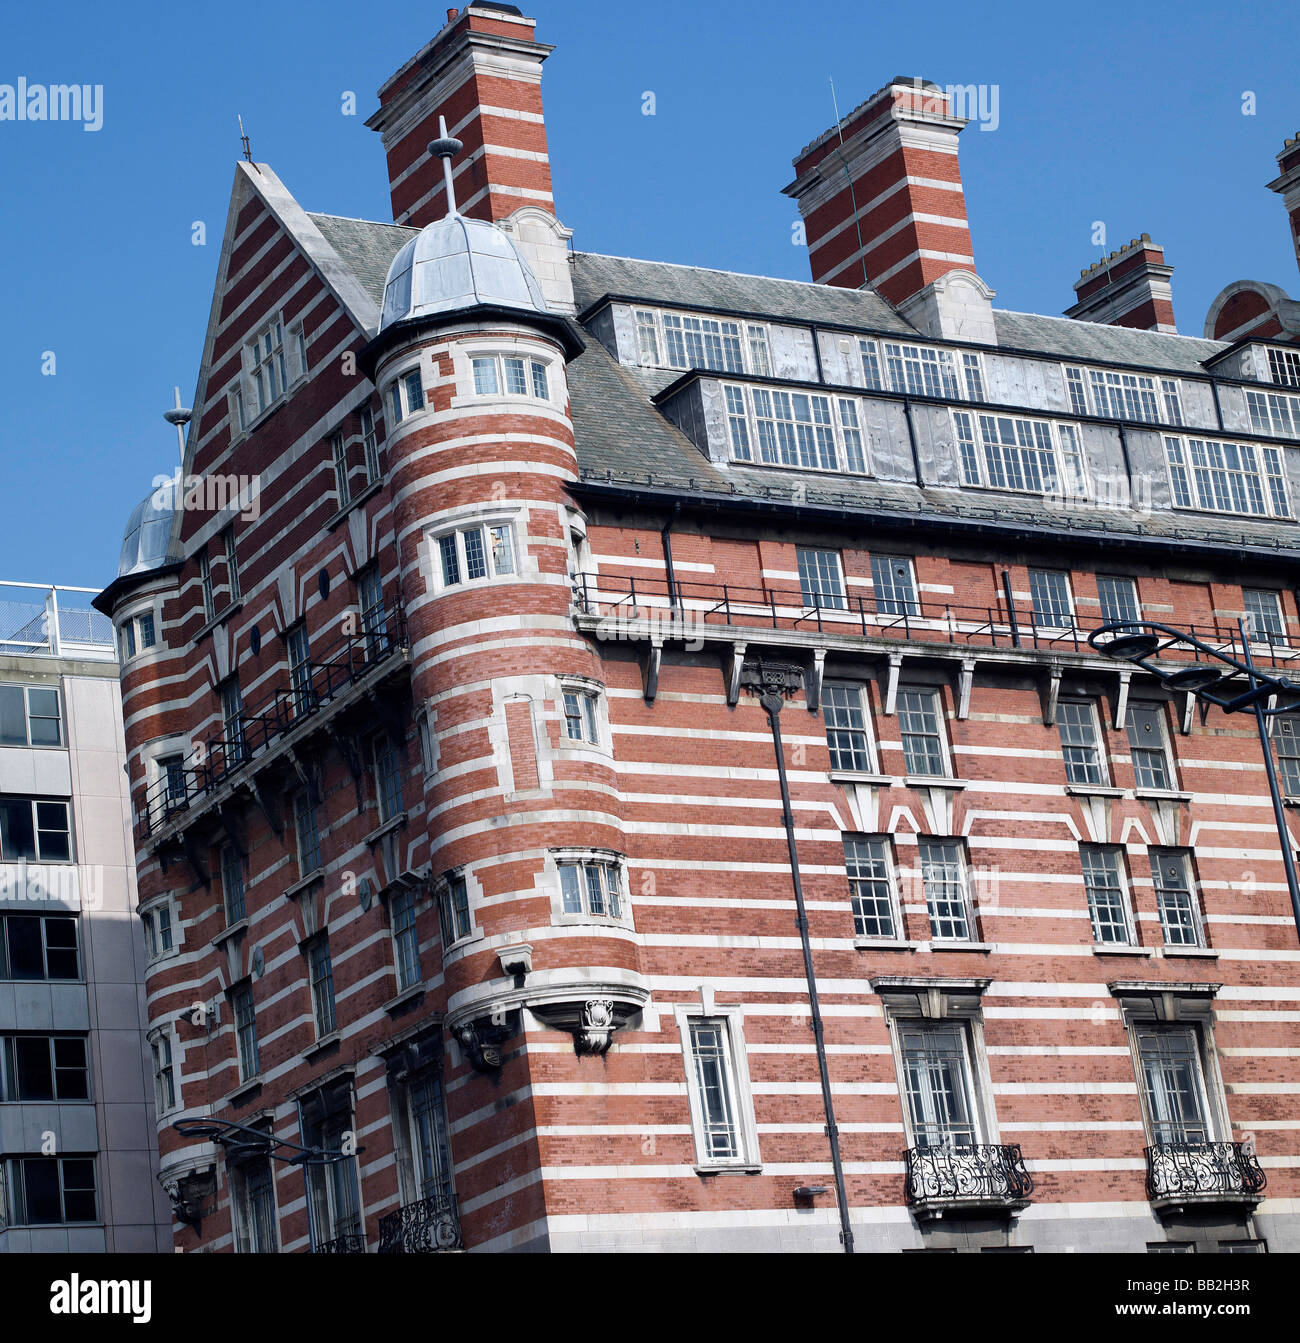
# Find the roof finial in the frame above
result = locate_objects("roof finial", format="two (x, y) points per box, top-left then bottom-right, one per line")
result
(163, 386), (192, 462)
(427, 115), (464, 218)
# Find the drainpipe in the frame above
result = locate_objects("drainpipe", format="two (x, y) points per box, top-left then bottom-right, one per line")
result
(1001, 569), (1021, 648)
(903, 399), (923, 487)
(661, 504), (681, 611)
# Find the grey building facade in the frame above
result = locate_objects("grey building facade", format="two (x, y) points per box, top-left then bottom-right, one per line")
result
(0, 583), (171, 1251)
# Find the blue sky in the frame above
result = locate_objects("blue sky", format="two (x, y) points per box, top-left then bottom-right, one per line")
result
(2, 0), (1296, 588)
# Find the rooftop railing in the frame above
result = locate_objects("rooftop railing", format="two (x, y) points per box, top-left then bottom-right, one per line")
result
(0, 582), (116, 661)
(137, 602), (407, 839)
(573, 572), (1300, 669)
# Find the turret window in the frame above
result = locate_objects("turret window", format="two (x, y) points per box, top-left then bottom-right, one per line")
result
(470, 354), (550, 402)
(390, 369), (425, 423)
(433, 521), (516, 589)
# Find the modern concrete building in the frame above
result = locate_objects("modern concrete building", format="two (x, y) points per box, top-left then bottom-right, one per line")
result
(0, 582), (170, 1251)
(98, 4), (1300, 1254)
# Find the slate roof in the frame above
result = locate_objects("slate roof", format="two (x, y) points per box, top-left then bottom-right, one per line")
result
(571, 252), (918, 335)
(992, 309), (1226, 374)
(308, 213), (417, 310)
(293, 213), (1292, 557)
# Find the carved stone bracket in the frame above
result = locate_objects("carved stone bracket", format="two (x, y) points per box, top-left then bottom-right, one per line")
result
(805, 648), (826, 713)
(453, 1011), (518, 1074)
(642, 637), (663, 702)
(1111, 668), (1132, 730)
(957, 658), (976, 720)
(529, 990), (648, 1057)
(577, 998), (616, 1055)
(724, 641), (748, 707)
(1040, 661), (1063, 727)
(883, 652), (904, 716)
(244, 774), (283, 837)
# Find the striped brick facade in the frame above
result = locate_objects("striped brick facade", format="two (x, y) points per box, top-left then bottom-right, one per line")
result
(97, 5), (1300, 1255)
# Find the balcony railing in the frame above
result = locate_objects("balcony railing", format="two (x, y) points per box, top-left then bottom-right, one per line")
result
(137, 602), (407, 838)
(377, 1193), (463, 1253)
(904, 1143), (1034, 1212)
(573, 572), (1300, 668)
(0, 582), (116, 661)
(313, 1233), (367, 1254)
(1145, 1141), (1266, 1206)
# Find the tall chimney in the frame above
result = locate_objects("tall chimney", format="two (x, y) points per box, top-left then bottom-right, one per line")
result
(1065, 235), (1177, 334)
(783, 77), (977, 307)
(365, 3), (555, 228)
(1268, 132), (1300, 278)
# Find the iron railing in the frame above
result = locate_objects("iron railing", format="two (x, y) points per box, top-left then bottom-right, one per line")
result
(573, 572), (1300, 669)
(313, 1232), (367, 1254)
(377, 1193), (463, 1253)
(1145, 1141), (1266, 1203)
(136, 602), (407, 837)
(904, 1143), (1034, 1208)
(0, 582), (116, 660)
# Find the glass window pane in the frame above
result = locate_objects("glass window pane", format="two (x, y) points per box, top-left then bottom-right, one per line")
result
(438, 534), (461, 587)
(0, 686), (26, 744)
(1097, 576), (1140, 625)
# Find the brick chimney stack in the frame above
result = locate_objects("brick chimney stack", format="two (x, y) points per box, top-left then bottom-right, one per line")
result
(365, 3), (556, 228)
(1065, 235), (1177, 334)
(1268, 132), (1300, 278)
(783, 77), (977, 307)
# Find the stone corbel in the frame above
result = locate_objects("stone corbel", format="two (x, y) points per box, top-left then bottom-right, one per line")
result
(527, 985), (650, 1058)
(642, 636), (663, 702)
(1040, 662), (1063, 727)
(1112, 668), (1132, 730)
(327, 724), (363, 782)
(1181, 691), (1196, 737)
(806, 648), (826, 713)
(161, 1165), (216, 1230)
(454, 1018), (507, 1074)
(288, 749), (321, 806)
(724, 641), (748, 707)
(577, 998), (617, 1055)
(883, 652), (904, 716)
(244, 775), (283, 837)
(217, 804), (246, 855)
(957, 658), (976, 721)
(180, 832), (210, 887)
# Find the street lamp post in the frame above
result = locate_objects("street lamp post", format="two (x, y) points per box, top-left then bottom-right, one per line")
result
(1089, 619), (1300, 942)
(741, 658), (854, 1254)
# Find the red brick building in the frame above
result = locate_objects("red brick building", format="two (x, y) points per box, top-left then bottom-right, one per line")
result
(97, 4), (1300, 1253)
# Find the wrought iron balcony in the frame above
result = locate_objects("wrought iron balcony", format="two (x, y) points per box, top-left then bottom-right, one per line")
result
(313, 1232), (367, 1254)
(904, 1143), (1034, 1216)
(136, 602), (407, 841)
(377, 1193), (463, 1253)
(573, 572), (1299, 669)
(1145, 1141), (1266, 1209)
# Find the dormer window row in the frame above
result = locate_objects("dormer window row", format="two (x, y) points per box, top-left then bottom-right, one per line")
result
(635, 308), (770, 377)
